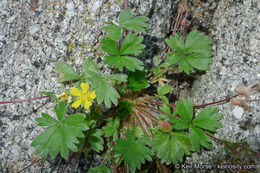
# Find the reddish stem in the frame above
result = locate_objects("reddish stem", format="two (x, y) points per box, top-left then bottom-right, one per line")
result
(0, 96), (49, 104)
(182, 9), (188, 38)
(101, 142), (115, 166)
(124, 0), (128, 11)
(193, 94), (239, 109)
(18, 158), (42, 173)
(113, 154), (123, 173)
(162, 164), (168, 173)
(61, 153), (75, 173)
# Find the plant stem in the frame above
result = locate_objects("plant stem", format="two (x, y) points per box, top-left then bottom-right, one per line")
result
(182, 9), (188, 38)
(193, 94), (239, 109)
(0, 96), (49, 104)
(18, 157), (43, 173)
(61, 153), (75, 173)
(124, 0), (128, 11)
(101, 142), (115, 166)
(113, 154), (123, 173)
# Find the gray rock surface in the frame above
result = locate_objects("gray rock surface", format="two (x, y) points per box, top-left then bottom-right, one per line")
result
(0, 0), (259, 172)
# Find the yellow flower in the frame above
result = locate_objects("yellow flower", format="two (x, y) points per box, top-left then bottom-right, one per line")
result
(70, 83), (96, 110)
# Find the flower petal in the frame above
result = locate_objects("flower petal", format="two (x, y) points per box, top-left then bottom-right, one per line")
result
(89, 91), (96, 99)
(81, 83), (89, 92)
(70, 87), (81, 96)
(72, 100), (82, 109)
(84, 100), (92, 110)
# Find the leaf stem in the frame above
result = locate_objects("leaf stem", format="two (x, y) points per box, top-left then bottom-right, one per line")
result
(193, 94), (239, 109)
(18, 157), (43, 173)
(101, 142), (115, 166)
(113, 154), (123, 173)
(0, 96), (49, 104)
(61, 153), (75, 173)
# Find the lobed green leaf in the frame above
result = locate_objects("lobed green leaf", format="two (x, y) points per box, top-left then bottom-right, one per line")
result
(114, 130), (153, 172)
(104, 55), (143, 71)
(192, 106), (223, 132)
(150, 132), (194, 165)
(55, 61), (80, 82)
(119, 33), (145, 55)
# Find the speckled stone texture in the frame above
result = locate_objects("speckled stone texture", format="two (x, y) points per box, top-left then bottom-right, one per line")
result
(187, 0), (260, 171)
(0, 0), (259, 172)
(0, 0), (177, 172)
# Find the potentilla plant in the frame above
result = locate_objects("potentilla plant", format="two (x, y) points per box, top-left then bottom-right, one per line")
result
(30, 5), (259, 173)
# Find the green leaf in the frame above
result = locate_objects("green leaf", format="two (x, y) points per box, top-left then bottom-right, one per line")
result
(114, 130), (153, 172)
(82, 58), (123, 108)
(40, 91), (55, 97)
(158, 83), (174, 96)
(184, 31), (212, 56)
(88, 166), (111, 173)
(172, 98), (193, 124)
(119, 10), (133, 26)
(119, 10), (150, 32)
(103, 23), (121, 42)
(103, 117), (120, 138)
(189, 126), (212, 151)
(117, 100), (133, 119)
(36, 113), (58, 126)
(94, 79), (120, 108)
(165, 34), (184, 54)
(101, 37), (119, 55)
(119, 33), (145, 55)
(192, 106), (223, 132)
(88, 129), (104, 152)
(153, 56), (162, 67)
(82, 57), (99, 72)
(104, 74), (128, 82)
(127, 70), (149, 91)
(54, 102), (67, 121)
(150, 132), (194, 164)
(55, 61), (80, 82)
(165, 31), (213, 74)
(169, 117), (189, 130)
(104, 55), (143, 71)
(32, 112), (88, 159)
(160, 103), (171, 115)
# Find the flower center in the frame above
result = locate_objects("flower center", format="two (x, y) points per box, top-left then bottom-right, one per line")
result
(80, 92), (89, 102)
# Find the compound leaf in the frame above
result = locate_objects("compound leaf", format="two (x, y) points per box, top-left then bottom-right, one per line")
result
(193, 106), (223, 132)
(114, 130), (153, 172)
(166, 31), (213, 74)
(88, 129), (104, 152)
(101, 37), (119, 55)
(119, 33), (145, 55)
(184, 31), (212, 56)
(119, 10), (150, 32)
(165, 34), (184, 54)
(54, 102), (67, 121)
(104, 55), (143, 71)
(32, 107), (88, 159)
(150, 132), (194, 165)
(82, 58), (124, 107)
(189, 126), (212, 151)
(103, 117), (120, 138)
(127, 70), (149, 91)
(158, 83), (174, 96)
(103, 23), (121, 42)
(55, 61), (80, 82)
(172, 98), (193, 124)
